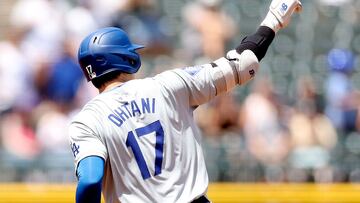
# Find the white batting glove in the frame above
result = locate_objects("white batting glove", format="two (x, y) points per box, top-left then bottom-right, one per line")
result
(261, 0), (302, 33)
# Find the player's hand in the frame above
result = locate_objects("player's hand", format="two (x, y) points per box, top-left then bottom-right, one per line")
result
(261, 0), (302, 32)
(270, 0), (302, 28)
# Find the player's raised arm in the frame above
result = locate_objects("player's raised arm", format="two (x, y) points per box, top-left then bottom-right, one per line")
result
(221, 0), (302, 86)
(161, 0), (302, 106)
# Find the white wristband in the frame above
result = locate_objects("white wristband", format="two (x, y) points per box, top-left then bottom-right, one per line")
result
(260, 12), (281, 33)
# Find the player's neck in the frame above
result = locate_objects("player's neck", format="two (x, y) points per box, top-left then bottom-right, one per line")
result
(100, 81), (123, 93)
(99, 73), (135, 93)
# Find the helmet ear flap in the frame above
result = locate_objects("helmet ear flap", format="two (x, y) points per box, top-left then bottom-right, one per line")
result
(113, 54), (139, 69)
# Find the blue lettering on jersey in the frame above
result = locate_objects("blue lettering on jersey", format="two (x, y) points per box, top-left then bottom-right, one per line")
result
(141, 98), (151, 114)
(152, 98), (155, 113)
(141, 98), (156, 114)
(131, 100), (141, 116)
(108, 114), (123, 126)
(123, 103), (132, 116)
(108, 98), (156, 127)
(115, 106), (130, 120)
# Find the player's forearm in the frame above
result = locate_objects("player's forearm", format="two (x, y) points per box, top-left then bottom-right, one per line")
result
(235, 26), (275, 62)
(172, 0), (303, 106)
(214, 26), (275, 88)
(208, 27), (273, 91)
(208, 0), (302, 92)
(229, 0), (302, 62)
(184, 28), (273, 99)
(76, 156), (105, 203)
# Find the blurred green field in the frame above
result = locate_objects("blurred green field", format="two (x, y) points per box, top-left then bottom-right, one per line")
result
(1, 183), (360, 203)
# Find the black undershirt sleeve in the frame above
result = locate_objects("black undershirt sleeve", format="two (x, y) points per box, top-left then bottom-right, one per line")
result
(235, 26), (275, 61)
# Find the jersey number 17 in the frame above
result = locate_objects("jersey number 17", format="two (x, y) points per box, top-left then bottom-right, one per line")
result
(126, 120), (164, 180)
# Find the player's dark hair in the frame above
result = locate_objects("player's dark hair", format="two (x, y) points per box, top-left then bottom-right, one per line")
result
(91, 71), (123, 89)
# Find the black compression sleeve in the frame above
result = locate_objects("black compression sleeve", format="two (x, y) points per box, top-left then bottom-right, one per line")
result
(235, 26), (275, 61)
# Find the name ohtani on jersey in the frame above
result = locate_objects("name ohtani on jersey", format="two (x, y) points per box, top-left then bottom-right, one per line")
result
(108, 97), (156, 127)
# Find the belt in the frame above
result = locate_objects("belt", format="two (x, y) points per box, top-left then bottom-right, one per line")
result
(191, 195), (210, 203)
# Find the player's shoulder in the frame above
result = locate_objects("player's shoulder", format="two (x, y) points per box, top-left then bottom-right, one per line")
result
(70, 105), (97, 126)
(152, 68), (185, 83)
(70, 95), (107, 125)
(153, 67), (206, 90)
(154, 66), (206, 80)
(71, 79), (152, 120)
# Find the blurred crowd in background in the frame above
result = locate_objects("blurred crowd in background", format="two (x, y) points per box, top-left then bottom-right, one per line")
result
(0, 0), (360, 183)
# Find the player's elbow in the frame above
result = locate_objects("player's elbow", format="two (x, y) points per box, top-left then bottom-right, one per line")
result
(76, 175), (103, 203)
(236, 26), (275, 61)
(76, 156), (105, 203)
(77, 165), (104, 192)
(78, 176), (102, 195)
(226, 49), (259, 86)
(76, 156), (105, 187)
(79, 174), (103, 188)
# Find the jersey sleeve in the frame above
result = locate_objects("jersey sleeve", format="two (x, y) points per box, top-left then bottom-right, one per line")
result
(154, 64), (224, 107)
(69, 110), (108, 173)
(154, 47), (261, 107)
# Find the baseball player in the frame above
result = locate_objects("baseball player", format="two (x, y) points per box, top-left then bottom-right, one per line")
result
(69, 0), (302, 202)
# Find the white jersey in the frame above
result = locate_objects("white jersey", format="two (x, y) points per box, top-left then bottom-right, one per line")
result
(69, 65), (223, 203)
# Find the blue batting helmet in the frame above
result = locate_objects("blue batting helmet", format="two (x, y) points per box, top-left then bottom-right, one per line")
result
(78, 27), (144, 81)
